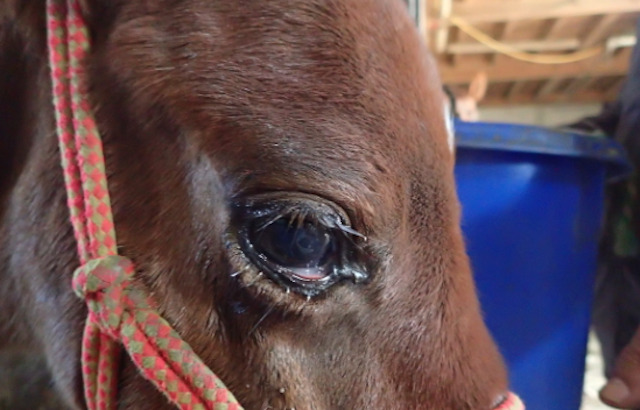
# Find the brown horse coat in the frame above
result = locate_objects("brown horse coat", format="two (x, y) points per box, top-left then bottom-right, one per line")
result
(0, 1), (508, 408)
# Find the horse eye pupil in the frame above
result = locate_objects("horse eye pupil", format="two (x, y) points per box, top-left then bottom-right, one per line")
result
(294, 229), (328, 256)
(253, 219), (333, 269)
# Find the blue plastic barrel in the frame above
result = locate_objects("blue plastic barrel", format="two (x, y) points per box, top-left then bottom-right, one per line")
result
(454, 121), (630, 410)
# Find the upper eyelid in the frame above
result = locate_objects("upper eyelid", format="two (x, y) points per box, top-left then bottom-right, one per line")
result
(235, 201), (367, 243)
(234, 195), (346, 225)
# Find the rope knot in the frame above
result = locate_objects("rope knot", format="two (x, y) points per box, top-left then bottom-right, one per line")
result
(73, 255), (139, 339)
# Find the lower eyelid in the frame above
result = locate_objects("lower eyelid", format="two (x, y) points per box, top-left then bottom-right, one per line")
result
(229, 194), (371, 298)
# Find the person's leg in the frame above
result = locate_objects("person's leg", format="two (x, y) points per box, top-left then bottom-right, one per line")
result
(596, 171), (640, 408)
(594, 259), (640, 376)
(593, 19), (640, 408)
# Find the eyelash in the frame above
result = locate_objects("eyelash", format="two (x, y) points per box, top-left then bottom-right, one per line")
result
(227, 197), (370, 298)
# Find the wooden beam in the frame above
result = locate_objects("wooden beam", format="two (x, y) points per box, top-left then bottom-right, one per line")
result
(489, 22), (509, 64)
(506, 81), (526, 100)
(487, 21), (521, 64)
(449, 26), (461, 67)
(483, 90), (617, 106)
(446, 0), (640, 23)
(582, 15), (621, 47)
(436, 0), (453, 53)
(440, 47), (630, 84)
(536, 78), (564, 98)
(447, 38), (580, 55)
(543, 18), (569, 40)
(418, 0), (429, 46)
(564, 76), (592, 96)
(501, 21), (519, 40)
(538, 18), (560, 40)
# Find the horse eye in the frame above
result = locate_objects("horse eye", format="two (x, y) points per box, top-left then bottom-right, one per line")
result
(233, 196), (370, 297)
(251, 219), (337, 281)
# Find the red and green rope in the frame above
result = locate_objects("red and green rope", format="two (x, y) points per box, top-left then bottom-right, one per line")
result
(46, 1), (241, 409)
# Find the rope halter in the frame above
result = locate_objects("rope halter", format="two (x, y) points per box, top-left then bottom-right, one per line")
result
(46, 0), (241, 408)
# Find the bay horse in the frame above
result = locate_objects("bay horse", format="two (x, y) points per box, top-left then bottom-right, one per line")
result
(0, 0), (512, 408)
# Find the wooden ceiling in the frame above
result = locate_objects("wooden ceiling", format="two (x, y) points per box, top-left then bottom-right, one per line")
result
(426, 0), (640, 105)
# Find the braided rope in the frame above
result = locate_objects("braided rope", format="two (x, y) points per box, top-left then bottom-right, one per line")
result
(46, 1), (241, 408)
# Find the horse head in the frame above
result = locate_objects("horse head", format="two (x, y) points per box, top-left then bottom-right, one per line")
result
(0, 1), (508, 408)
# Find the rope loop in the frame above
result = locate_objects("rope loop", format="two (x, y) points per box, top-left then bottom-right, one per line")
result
(73, 255), (140, 339)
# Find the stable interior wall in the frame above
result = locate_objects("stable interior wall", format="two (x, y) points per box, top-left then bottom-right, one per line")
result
(479, 103), (602, 128)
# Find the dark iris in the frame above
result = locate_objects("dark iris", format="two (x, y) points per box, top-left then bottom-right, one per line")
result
(233, 196), (370, 297)
(252, 219), (335, 274)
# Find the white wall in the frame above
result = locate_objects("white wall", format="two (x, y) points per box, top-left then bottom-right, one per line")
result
(479, 103), (602, 128)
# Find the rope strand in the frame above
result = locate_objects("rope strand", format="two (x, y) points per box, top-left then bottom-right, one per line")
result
(46, 1), (242, 408)
(450, 16), (603, 65)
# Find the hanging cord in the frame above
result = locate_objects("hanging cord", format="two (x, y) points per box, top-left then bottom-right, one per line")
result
(450, 16), (603, 65)
(46, 0), (242, 408)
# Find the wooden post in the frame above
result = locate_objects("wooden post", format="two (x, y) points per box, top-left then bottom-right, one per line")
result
(436, 0), (453, 53)
(419, 0), (429, 46)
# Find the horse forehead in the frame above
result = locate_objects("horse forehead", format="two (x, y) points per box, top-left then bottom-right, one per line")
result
(115, 0), (425, 87)
(109, 0), (440, 115)
(109, 0), (445, 180)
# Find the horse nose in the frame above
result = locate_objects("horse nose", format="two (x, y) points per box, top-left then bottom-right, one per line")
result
(492, 392), (524, 410)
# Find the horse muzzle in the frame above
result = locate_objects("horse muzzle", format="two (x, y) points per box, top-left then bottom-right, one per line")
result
(493, 392), (525, 410)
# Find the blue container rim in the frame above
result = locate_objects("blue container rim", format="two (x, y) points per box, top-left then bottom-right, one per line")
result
(454, 121), (632, 180)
